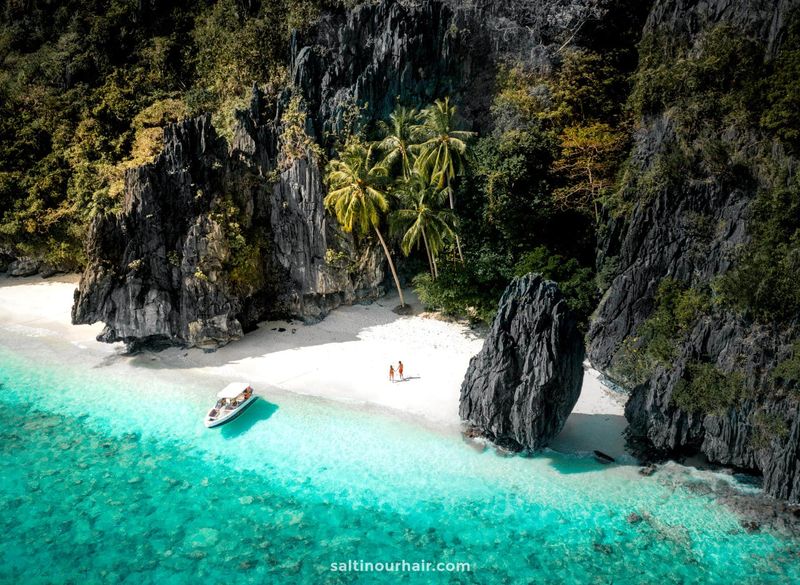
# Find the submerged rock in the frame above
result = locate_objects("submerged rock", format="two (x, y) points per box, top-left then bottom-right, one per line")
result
(459, 273), (585, 451)
(626, 512), (643, 524)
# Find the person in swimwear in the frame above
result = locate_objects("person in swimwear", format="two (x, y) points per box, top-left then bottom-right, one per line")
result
(398, 360), (404, 381)
(389, 365), (395, 382)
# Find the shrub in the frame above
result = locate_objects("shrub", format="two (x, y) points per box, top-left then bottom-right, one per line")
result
(612, 278), (710, 384)
(750, 411), (790, 449)
(412, 261), (507, 325)
(229, 241), (264, 294)
(773, 341), (800, 396)
(760, 15), (800, 155)
(279, 94), (323, 169)
(717, 165), (800, 322)
(514, 246), (597, 325)
(672, 361), (745, 415)
(210, 196), (268, 295)
(595, 255), (619, 292)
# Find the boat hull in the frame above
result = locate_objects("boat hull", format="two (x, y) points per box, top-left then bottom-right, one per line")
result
(205, 396), (258, 428)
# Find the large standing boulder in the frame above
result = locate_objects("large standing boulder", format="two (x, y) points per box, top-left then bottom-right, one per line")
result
(459, 273), (585, 450)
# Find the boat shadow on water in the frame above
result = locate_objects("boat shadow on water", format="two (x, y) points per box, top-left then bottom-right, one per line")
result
(218, 399), (279, 439)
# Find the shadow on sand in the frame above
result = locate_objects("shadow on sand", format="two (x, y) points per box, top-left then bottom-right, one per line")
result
(392, 376), (421, 383)
(125, 292), (418, 372)
(219, 398), (279, 439)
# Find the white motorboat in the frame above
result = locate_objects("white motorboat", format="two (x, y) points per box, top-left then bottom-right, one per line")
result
(204, 382), (258, 428)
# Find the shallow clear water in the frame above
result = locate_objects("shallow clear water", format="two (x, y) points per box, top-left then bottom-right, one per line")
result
(1, 338), (798, 584)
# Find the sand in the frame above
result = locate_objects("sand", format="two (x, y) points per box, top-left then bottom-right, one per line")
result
(0, 274), (629, 458)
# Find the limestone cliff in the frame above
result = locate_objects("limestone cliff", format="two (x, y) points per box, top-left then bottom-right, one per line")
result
(73, 0), (607, 348)
(587, 0), (800, 502)
(73, 93), (384, 348)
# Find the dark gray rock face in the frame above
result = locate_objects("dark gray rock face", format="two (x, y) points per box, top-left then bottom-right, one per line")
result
(587, 0), (800, 502)
(8, 257), (41, 277)
(73, 94), (384, 348)
(291, 0), (610, 137)
(624, 315), (800, 502)
(459, 273), (585, 450)
(73, 115), (246, 348)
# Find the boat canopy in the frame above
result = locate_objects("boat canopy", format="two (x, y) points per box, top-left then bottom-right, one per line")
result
(217, 382), (251, 399)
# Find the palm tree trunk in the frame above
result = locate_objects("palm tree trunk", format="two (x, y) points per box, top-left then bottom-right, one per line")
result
(454, 234), (464, 263)
(374, 226), (406, 307)
(444, 185), (465, 263)
(421, 227), (435, 279)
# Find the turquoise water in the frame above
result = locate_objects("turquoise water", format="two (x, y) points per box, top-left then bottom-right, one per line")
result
(1, 339), (799, 584)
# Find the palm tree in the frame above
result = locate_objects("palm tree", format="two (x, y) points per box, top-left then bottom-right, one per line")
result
(391, 170), (456, 280)
(377, 106), (421, 181)
(414, 97), (474, 260)
(324, 140), (406, 307)
(415, 97), (475, 207)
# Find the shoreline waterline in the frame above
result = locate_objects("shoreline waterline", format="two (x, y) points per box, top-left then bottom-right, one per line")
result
(0, 274), (625, 451)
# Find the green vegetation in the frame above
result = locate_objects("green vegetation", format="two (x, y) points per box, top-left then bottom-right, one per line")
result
(419, 44), (637, 325)
(617, 13), (800, 323)
(773, 341), (800, 396)
(410, 261), (503, 322)
(210, 189), (270, 296)
(716, 163), (800, 321)
(672, 361), (746, 415)
(324, 91), (608, 325)
(552, 123), (628, 222)
(413, 97), (474, 261)
(377, 106), (422, 181)
(278, 94), (323, 170)
(760, 18), (800, 156)
(390, 169), (456, 280)
(0, 0), (337, 266)
(613, 279), (710, 385)
(323, 97), (480, 310)
(750, 410), (790, 449)
(514, 247), (596, 324)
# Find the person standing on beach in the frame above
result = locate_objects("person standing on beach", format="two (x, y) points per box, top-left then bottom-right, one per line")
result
(398, 361), (404, 381)
(389, 365), (395, 382)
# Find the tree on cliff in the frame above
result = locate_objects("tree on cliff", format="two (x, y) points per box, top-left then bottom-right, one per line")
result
(552, 122), (627, 222)
(325, 140), (406, 307)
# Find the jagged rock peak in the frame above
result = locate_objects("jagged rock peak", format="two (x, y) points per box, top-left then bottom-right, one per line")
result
(72, 87), (384, 349)
(459, 273), (585, 451)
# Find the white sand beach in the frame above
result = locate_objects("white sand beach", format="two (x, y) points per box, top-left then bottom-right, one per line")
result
(0, 274), (628, 458)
